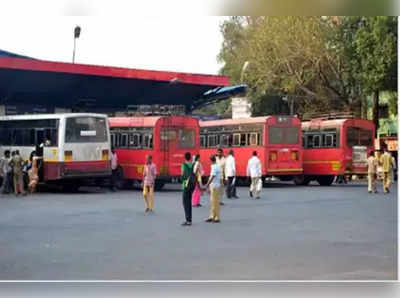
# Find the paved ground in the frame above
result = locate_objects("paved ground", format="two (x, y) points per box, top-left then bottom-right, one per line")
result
(0, 181), (397, 280)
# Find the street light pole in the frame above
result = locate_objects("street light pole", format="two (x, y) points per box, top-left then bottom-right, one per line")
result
(72, 26), (81, 63)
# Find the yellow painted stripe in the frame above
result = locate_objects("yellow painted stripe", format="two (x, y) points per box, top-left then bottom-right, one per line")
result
(303, 161), (340, 164)
(267, 168), (303, 172)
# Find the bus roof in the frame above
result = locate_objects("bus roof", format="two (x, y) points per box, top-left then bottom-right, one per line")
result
(0, 113), (108, 121)
(302, 118), (375, 129)
(109, 116), (198, 128)
(200, 116), (272, 127)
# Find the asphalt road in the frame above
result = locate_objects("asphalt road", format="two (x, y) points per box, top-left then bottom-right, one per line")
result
(0, 181), (397, 280)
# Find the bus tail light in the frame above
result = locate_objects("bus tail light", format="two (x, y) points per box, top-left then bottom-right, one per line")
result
(102, 149), (109, 160)
(291, 151), (298, 160)
(64, 150), (73, 162)
(269, 151), (277, 161)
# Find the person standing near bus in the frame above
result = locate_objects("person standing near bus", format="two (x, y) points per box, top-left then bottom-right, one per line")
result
(181, 152), (193, 226)
(204, 155), (221, 223)
(142, 155), (156, 213)
(380, 146), (393, 194)
(110, 148), (118, 192)
(0, 150), (12, 194)
(192, 154), (204, 207)
(10, 150), (26, 196)
(215, 148), (226, 206)
(225, 150), (238, 199)
(28, 151), (42, 194)
(367, 151), (378, 194)
(247, 151), (262, 199)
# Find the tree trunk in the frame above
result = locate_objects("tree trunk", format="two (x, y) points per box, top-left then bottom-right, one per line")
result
(373, 90), (379, 137)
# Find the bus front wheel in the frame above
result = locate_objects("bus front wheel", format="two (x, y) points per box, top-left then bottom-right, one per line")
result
(316, 175), (335, 186)
(294, 175), (311, 186)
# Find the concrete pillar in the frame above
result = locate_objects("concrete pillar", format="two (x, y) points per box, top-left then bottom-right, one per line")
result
(231, 97), (252, 119)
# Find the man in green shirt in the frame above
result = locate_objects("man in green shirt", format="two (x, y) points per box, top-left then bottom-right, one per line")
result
(181, 152), (193, 226)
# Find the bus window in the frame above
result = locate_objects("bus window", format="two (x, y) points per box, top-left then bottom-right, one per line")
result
(286, 127), (299, 144)
(233, 133), (241, 146)
(325, 134), (334, 147)
(360, 129), (372, 146)
(347, 127), (359, 147)
(313, 135), (321, 148)
(110, 133), (116, 147)
(208, 135), (218, 147)
(65, 117), (108, 143)
(249, 133), (258, 146)
(200, 135), (206, 148)
(179, 129), (195, 148)
(268, 127), (284, 144)
(129, 133), (140, 148)
(220, 134), (229, 147)
(121, 134), (128, 148)
(161, 129), (177, 141)
(143, 134), (153, 149)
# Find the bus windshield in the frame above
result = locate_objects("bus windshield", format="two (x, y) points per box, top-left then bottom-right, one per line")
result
(347, 127), (373, 147)
(65, 117), (108, 143)
(268, 126), (299, 144)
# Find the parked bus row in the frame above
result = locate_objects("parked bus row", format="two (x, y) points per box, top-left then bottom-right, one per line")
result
(0, 113), (376, 191)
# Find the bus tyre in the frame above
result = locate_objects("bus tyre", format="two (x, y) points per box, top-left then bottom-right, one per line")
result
(294, 175), (310, 186)
(316, 175), (335, 186)
(154, 181), (165, 191)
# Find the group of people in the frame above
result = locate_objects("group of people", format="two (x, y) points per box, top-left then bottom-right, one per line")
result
(139, 147), (263, 226)
(367, 146), (396, 194)
(0, 149), (42, 196)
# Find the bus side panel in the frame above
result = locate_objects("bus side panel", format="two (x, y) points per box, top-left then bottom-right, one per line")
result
(115, 148), (154, 181)
(303, 148), (344, 176)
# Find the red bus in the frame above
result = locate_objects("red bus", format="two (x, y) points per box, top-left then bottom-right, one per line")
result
(297, 118), (375, 186)
(109, 116), (199, 190)
(199, 116), (303, 183)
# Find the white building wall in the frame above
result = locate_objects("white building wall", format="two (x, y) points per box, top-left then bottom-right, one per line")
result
(231, 97), (251, 119)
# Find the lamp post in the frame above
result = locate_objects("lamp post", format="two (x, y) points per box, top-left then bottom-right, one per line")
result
(72, 26), (81, 63)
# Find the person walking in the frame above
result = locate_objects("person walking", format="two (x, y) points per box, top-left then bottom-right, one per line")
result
(28, 151), (42, 194)
(204, 155), (221, 223)
(380, 146), (394, 194)
(110, 148), (118, 192)
(225, 149), (238, 199)
(142, 155), (156, 213)
(367, 151), (378, 194)
(192, 154), (204, 207)
(181, 152), (194, 226)
(0, 150), (12, 194)
(10, 150), (26, 196)
(247, 151), (262, 199)
(215, 148), (226, 205)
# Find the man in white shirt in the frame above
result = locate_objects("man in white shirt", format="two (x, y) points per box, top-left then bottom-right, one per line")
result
(215, 148), (226, 205)
(204, 155), (221, 223)
(247, 151), (262, 199)
(225, 150), (238, 199)
(110, 148), (118, 192)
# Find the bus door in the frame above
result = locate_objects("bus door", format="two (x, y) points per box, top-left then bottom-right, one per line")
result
(160, 118), (175, 178)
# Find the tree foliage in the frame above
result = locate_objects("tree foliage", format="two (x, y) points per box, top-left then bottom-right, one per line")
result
(217, 16), (397, 123)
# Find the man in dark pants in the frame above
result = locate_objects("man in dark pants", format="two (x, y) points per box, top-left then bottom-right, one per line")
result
(181, 152), (193, 226)
(110, 148), (118, 191)
(225, 149), (238, 199)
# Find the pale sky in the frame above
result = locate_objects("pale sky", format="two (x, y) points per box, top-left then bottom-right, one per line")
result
(0, 16), (227, 75)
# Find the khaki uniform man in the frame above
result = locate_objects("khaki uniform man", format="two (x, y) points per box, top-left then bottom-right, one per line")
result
(380, 148), (393, 194)
(215, 148), (226, 206)
(367, 151), (378, 193)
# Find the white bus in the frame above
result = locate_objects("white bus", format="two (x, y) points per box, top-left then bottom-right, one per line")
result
(0, 113), (111, 190)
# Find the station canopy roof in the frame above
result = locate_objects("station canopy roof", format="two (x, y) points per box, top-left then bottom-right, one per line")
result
(0, 49), (246, 112)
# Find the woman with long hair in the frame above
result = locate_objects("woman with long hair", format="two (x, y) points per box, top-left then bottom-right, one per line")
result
(192, 154), (204, 207)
